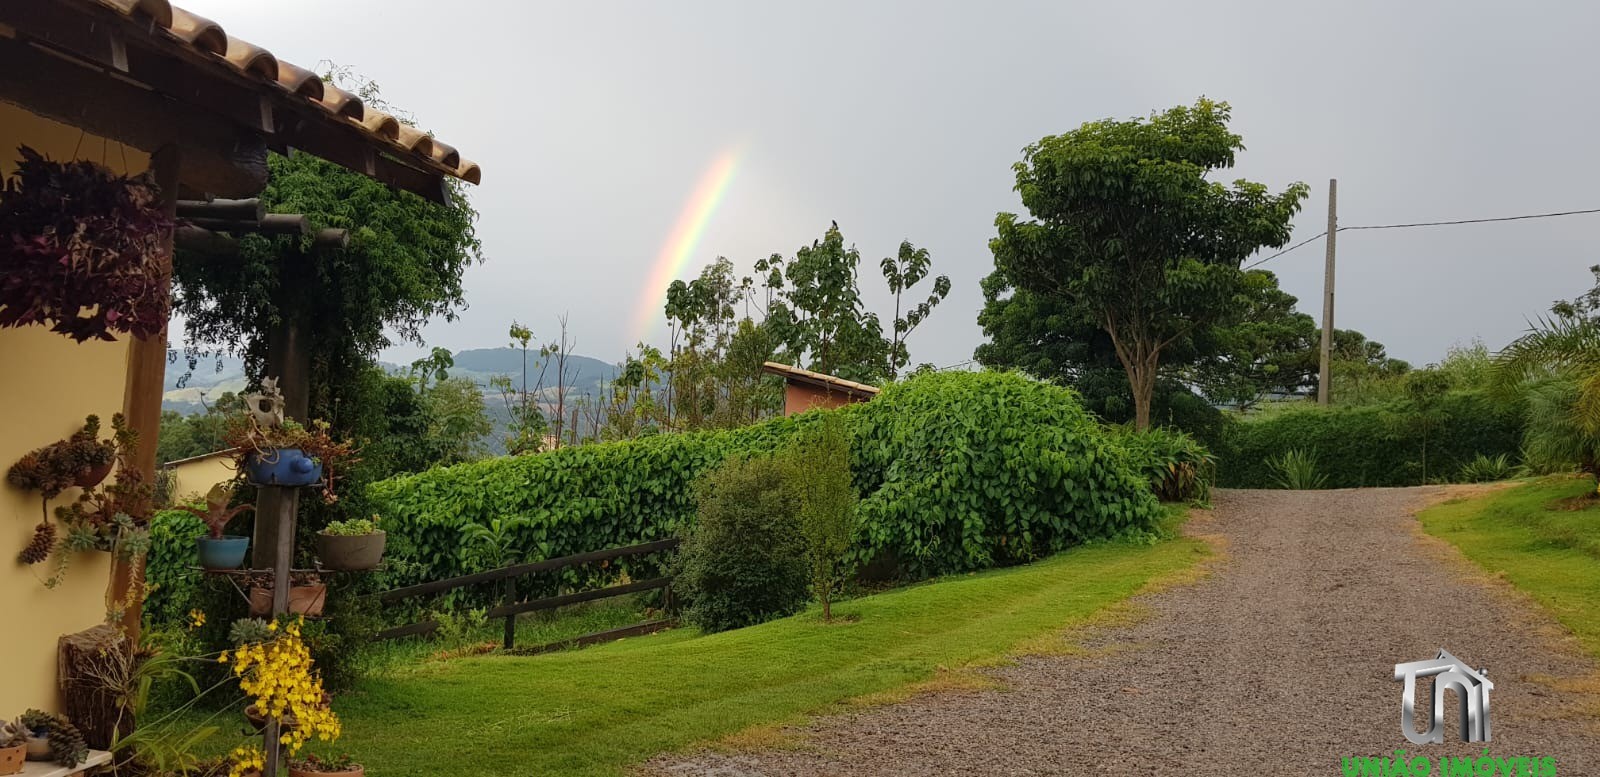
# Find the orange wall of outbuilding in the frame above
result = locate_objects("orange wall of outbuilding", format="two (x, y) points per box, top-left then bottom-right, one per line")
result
(782, 383), (866, 416)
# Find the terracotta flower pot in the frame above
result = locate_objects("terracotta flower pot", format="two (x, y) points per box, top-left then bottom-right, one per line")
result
(73, 459), (114, 489)
(249, 582), (327, 617)
(0, 743), (25, 775)
(289, 765), (363, 777)
(317, 530), (385, 571)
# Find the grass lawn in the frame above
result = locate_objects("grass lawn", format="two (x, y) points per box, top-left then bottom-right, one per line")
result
(298, 525), (1205, 777)
(1417, 476), (1600, 659)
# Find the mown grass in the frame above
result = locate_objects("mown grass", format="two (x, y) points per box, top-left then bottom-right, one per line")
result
(1417, 476), (1600, 660)
(354, 596), (656, 676)
(302, 521), (1204, 777)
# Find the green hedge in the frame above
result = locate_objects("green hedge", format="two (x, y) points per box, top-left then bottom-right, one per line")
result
(369, 371), (1161, 587)
(1218, 390), (1524, 488)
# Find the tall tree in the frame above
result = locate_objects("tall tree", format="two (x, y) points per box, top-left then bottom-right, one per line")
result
(880, 241), (951, 379)
(988, 98), (1307, 428)
(760, 225), (891, 384)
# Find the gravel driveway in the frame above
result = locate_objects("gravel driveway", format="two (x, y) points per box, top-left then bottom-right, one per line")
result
(644, 487), (1600, 776)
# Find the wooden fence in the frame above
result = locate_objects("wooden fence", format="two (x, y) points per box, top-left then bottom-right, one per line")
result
(374, 538), (680, 650)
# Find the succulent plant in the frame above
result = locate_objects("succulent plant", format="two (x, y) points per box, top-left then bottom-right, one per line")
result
(47, 717), (87, 767)
(5, 416), (115, 499)
(18, 709), (53, 735)
(322, 516), (379, 537)
(228, 618), (276, 646)
(0, 720), (26, 748)
(18, 521), (55, 564)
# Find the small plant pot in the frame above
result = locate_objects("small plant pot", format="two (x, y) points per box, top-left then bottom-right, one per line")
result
(0, 743), (25, 775)
(245, 448), (322, 488)
(290, 766), (364, 777)
(317, 530), (386, 571)
(73, 459), (114, 489)
(249, 582), (327, 617)
(198, 535), (250, 570)
(23, 735), (49, 761)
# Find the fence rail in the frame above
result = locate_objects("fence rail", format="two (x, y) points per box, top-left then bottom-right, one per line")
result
(374, 538), (680, 648)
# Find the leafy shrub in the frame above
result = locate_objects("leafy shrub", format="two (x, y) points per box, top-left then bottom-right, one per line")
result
(144, 508), (207, 627)
(1219, 390), (1524, 488)
(1112, 426), (1215, 502)
(1458, 453), (1515, 483)
(675, 454), (809, 632)
(366, 371), (1159, 589)
(1266, 448), (1328, 489)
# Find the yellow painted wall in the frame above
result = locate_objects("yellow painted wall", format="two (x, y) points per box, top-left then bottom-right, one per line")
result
(0, 102), (149, 715)
(166, 452), (238, 505)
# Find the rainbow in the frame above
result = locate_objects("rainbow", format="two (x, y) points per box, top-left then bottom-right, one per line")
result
(629, 149), (741, 347)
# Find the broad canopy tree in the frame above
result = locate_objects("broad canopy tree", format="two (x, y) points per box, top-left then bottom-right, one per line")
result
(988, 98), (1308, 428)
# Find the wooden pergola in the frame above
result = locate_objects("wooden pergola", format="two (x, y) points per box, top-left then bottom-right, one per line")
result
(0, 0), (480, 631)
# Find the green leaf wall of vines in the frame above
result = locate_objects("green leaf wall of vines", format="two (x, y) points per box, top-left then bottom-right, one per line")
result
(367, 371), (1162, 586)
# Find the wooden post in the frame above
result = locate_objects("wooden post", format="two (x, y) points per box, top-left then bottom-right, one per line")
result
(253, 257), (312, 569)
(261, 484), (298, 777)
(113, 144), (180, 640)
(503, 577), (517, 650)
(1318, 178), (1338, 406)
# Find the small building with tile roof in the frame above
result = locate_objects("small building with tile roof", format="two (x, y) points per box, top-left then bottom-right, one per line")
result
(761, 361), (881, 415)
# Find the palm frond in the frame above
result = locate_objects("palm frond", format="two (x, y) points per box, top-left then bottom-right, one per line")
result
(1491, 315), (1600, 397)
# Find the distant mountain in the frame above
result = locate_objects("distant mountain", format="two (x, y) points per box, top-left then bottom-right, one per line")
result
(161, 348), (621, 417)
(162, 353), (248, 414)
(445, 348), (618, 398)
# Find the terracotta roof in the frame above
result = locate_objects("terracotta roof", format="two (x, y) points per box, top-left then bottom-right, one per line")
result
(9, 0), (479, 189)
(761, 361), (881, 399)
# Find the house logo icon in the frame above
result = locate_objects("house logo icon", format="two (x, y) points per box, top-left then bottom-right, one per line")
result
(1393, 648), (1493, 744)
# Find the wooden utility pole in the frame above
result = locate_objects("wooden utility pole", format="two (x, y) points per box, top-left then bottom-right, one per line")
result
(1318, 179), (1338, 405)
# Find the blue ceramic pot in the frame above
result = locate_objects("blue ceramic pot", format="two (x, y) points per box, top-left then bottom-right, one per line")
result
(244, 448), (322, 487)
(197, 535), (250, 570)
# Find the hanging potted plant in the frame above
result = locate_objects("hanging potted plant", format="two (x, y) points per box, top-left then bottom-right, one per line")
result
(317, 515), (386, 571)
(8, 415), (150, 586)
(6, 415), (114, 563)
(177, 482), (254, 570)
(0, 720), (26, 776)
(289, 754), (364, 777)
(0, 145), (173, 343)
(225, 379), (357, 500)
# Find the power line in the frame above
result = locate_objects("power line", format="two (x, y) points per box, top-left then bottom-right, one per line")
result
(1243, 231), (1326, 270)
(1339, 207), (1600, 231)
(1242, 206), (1600, 270)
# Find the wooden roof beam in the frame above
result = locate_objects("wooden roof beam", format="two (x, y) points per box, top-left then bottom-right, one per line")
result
(0, 36), (268, 196)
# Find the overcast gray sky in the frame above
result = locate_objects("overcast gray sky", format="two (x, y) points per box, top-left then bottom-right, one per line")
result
(184, 0), (1600, 370)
